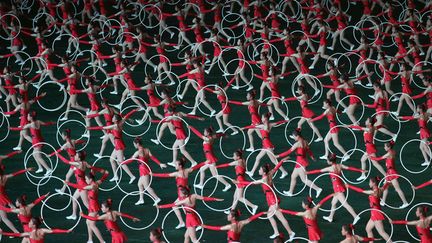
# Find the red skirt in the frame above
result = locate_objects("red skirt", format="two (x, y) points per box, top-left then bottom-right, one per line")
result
(302, 108), (315, 118)
(370, 209), (385, 221)
(186, 212), (201, 227)
(111, 231), (127, 243)
(139, 163), (150, 176)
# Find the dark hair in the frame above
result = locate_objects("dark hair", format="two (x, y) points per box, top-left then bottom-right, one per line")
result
(31, 217), (43, 229)
(102, 199), (113, 210)
(63, 128), (71, 138)
(17, 195), (27, 206)
(134, 136), (142, 145)
(234, 149), (243, 158)
(328, 153), (337, 163)
(342, 224), (354, 235)
(77, 151), (86, 161)
(303, 196), (313, 208)
(261, 164), (271, 174)
(230, 209), (241, 220)
(177, 157), (187, 168)
(179, 186), (190, 196)
(150, 227), (163, 240)
(418, 206), (429, 217)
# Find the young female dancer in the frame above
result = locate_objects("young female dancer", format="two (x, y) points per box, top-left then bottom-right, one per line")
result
(245, 113), (289, 178)
(81, 199), (140, 243)
(340, 224), (379, 243)
(202, 209), (265, 242)
(243, 161), (296, 240)
(158, 186), (223, 243)
(277, 129), (323, 197)
(229, 90), (262, 152)
(307, 154), (360, 222)
(88, 110), (137, 183)
(347, 177), (393, 242)
(369, 141), (409, 208)
(216, 150), (258, 214)
(123, 137), (166, 205)
(0, 217), (71, 242)
(312, 99), (349, 160)
(0, 166), (32, 234)
(91, 98), (117, 158)
(11, 111), (53, 175)
(350, 117), (387, 181)
(66, 170), (108, 243)
(0, 193), (48, 243)
(152, 157), (202, 229)
(149, 227), (166, 243)
(285, 86), (323, 142)
(400, 104), (432, 166)
(391, 206), (432, 243)
(281, 194), (334, 243)
(189, 126), (232, 191)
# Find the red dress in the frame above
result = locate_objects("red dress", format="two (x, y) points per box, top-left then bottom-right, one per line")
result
(147, 88), (160, 106)
(172, 119), (187, 140)
(235, 165), (247, 189)
(295, 147), (309, 168)
(260, 129), (274, 149)
(261, 181), (279, 206)
(228, 226), (241, 242)
(345, 86), (360, 105)
(416, 225), (432, 243)
(217, 94), (231, 114)
(327, 113), (339, 133)
(304, 216), (323, 241)
(248, 103), (260, 125)
(385, 156), (399, 181)
(30, 127), (44, 148)
(0, 186), (11, 206)
(87, 188), (100, 213)
(176, 176), (188, 198)
(330, 172), (345, 193)
(418, 118), (430, 140)
(301, 99), (315, 118)
(112, 129), (126, 151)
(185, 203), (201, 227)
(138, 154), (151, 176)
(369, 194), (385, 221)
(363, 129), (377, 154)
(18, 213), (31, 232)
(203, 142), (217, 163)
(105, 219), (127, 243)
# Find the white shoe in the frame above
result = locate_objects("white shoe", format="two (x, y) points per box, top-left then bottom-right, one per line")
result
(289, 135), (296, 140)
(391, 96), (399, 102)
(319, 155), (327, 160)
(279, 172), (288, 179)
(222, 73), (230, 76)
(366, 83), (372, 87)
(93, 153), (102, 158)
(288, 232), (296, 242)
(44, 169), (53, 176)
(109, 91), (118, 95)
(194, 184), (204, 189)
(246, 147), (254, 152)
(129, 176), (136, 184)
(323, 216), (332, 222)
(421, 161), (430, 166)
(196, 226), (202, 231)
(135, 119), (144, 125)
(36, 70), (42, 74)
(246, 171), (254, 177)
(316, 188), (322, 198)
(205, 69), (210, 74)
(353, 216), (360, 224)
(167, 162), (176, 167)
(309, 65), (315, 69)
(82, 132), (90, 138)
(175, 223), (185, 229)
(59, 116), (68, 121)
(153, 198), (161, 206)
(350, 45), (355, 51)
(314, 137), (323, 142)
(66, 215), (77, 220)
(269, 233), (279, 239)
(341, 155), (350, 162)
(232, 86), (240, 90)
(55, 189), (64, 195)
(356, 174), (367, 181)
(399, 203), (409, 209)
(109, 177), (118, 182)
(246, 85), (253, 91)
(177, 94), (183, 100)
(150, 139), (159, 145)
(380, 201), (385, 206)
(269, 116), (275, 121)
(216, 128), (224, 133)
(342, 108), (348, 113)
(188, 111), (196, 115)
(35, 168), (43, 174)
(13, 146), (21, 151)
(327, 46), (334, 50)
(231, 130), (238, 135)
(224, 210), (230, 215)
(392, 135), (397, 142)
(222, 184), (232, 192)
(283, 191), (293, 197)
(210, 110), (216, 117)
(391, 111), (399, 117)
(252, 205), (258, 215)
(135, 199), (144, 205)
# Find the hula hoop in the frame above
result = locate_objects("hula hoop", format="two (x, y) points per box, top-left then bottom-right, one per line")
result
(223, 58), (254, 89)
(308, 172), (349, 212)
(404, 202), (432, 241)
(378, 174), (415, 210)
(40, 192), (82, 231)
(56, 119), (89, 151)
(326, 125), (357, 158)
(161, 206), (204, 243)
(335, 95), (365, 126)
(272, 160), (308, 197)
(219, 125), (246, 159)
(284, 116), (316, 146)
(155, 115), (191, 150)
(257, 96), (289, 123)
(200, 175), (234, 212)
(174, 79), (200, 109)
(0, 14), (21, 40)
(118, 191), (159, 230)
(371, 111), (401, 143)
(353, 208), (394, 243)
(340, 148), (371, 185)
(36, 175), (72, 211)
(243, 181), (277, 219)
(139, 4), (162, 29)
(399, 139), (431, 174)
(120, 104), (152, 137)
(92, 155), (121, 192)
(292, 74), (323, 104)
(115, 159), (153, 195)
(0, 112), (10, 143)
(410, 61), (432, 90)
(388, 93), (416, 122)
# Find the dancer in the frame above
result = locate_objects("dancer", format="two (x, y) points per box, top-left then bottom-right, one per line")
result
(81, 199), (140, 243)
(277, 129), (323, 197)
(347, 177), (393, 242)
(391, 206), (432, 242)
(340, 224), (380, 243)
(281, 194), (334, 243)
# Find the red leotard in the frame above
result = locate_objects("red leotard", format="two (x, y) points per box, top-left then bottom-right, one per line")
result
(203, 142), (217, 163)
(112, 129), (126, 151)
(105, 219), (127, 243)
(417, 225), (432, 243)
(301, 99), (315, 118)
(172, 119), (187, 140)
(369, 194), (385, 221)
(418, 118), (430, 140)
(304, 216), (323, 241)
(260, 129), (274, 149)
